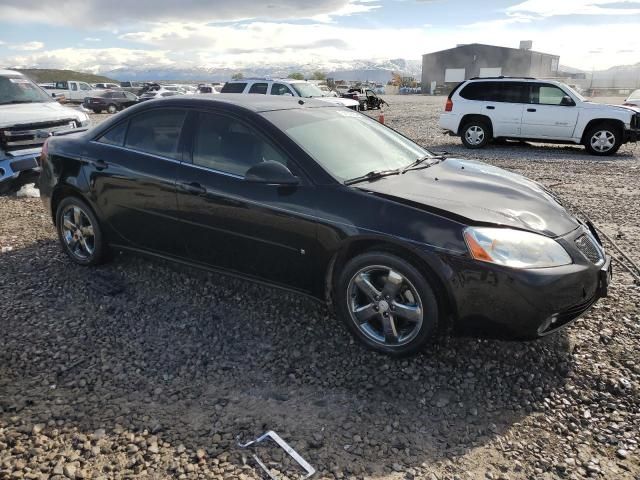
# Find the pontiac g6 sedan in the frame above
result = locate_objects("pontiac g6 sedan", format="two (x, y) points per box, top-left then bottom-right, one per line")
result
(39, 95), (612, 356)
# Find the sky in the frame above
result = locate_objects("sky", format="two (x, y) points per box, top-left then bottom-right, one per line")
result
(0, 0), (638, 74)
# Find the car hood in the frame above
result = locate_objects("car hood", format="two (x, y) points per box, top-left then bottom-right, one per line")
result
(316, 96), (359, 107)
(0, 101), (86, 128)
(583, 101), (640, 113)
(357, 158), (580, 237)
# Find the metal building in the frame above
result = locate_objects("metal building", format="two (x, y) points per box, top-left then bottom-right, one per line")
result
(421, 42), (560, 93)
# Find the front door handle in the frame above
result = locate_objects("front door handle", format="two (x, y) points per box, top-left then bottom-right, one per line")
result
(93, 159), (108, 170)
(527, 108), (537, 112)
(486, 105), (495, 110)
(181, 181), (206, 195)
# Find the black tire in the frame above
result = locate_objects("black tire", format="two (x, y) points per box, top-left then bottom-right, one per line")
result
(583, 123), (622, 156)
(106, 104), (118, 114)
(92, 109), (101, 114)
(460, 119), (491, 149)
(335, 251), (439, 357)
(55, 196), (107, 266)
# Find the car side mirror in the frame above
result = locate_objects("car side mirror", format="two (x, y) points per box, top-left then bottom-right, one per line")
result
(245, 160), (299, 186)
(561, 95), (575, 106)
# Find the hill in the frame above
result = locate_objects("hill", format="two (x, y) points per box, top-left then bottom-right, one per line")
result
(16, 69), (117, 84)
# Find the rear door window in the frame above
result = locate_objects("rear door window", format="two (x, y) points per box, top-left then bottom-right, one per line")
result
(271, 83), (293, 96)
(124, 109), (186, 160)
(248, 83), (268, 94)
(220, 82), (247, 93)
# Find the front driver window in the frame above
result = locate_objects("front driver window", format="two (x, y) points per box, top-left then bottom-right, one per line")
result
(531, 85), (570, 105)
(192, 112), (289, 177)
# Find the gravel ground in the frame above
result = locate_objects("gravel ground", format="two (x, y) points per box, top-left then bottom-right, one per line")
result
(1, 96), (639, 480)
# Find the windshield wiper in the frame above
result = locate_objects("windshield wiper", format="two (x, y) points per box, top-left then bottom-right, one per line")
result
(401, 155), (446, 174)
(344, 169), (400, 185)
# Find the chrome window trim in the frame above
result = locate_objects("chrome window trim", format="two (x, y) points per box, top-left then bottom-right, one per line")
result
(179, 161), (244, 180)
(89, 141), (182, 164)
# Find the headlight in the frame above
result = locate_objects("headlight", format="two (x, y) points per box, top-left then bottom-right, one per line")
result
(463, 227), (572, 269)
(77, 112), (90, 127)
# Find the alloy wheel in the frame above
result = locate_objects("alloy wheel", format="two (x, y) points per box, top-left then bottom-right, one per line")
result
(590, 130), (615, 152)
(465, 125), (485, 145)
(61, 205), (95, 260)
(346, 265), (424, 347)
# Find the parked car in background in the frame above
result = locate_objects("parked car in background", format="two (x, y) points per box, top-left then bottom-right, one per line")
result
(40, 95), (611, 356)
(220, 79), (360, 110)
(120, 81), (144, 95)
(318, 85), (338, 97)
(0, 69), (88, 193)
(93, 83), (122, 90)
(624, 89), (640, 108)
(138, 89), (180, 102)
(439, 77), (640, 156)
(344, 87), (387, 110)
(48, 80), (101, 103)
(82, 90), (139, 113)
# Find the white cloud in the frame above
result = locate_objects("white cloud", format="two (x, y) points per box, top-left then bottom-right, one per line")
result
(84, 37), (101, 42)
(506, 0), (640, 18)
(9, 41), (44, 51)
(0, 0), (376, 26)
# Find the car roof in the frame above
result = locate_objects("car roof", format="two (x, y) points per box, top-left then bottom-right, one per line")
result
(465, 77), (564, 86)
(225, 78), (306, 84)
(0, 69), (23, 76)
(141, 94), (339, 113)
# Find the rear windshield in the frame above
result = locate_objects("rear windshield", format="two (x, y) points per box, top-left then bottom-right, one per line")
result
(0, 75), (54, 105)
(220, 83), (247, 93)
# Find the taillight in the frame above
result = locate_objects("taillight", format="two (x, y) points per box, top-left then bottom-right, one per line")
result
(445, 98), (453, 112)
(39, 137), (50, 166)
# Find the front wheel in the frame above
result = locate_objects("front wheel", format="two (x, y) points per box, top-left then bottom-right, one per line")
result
(106, 104), (118, 114)
(584, 124), (622, 156)
(460, 120), (491, 149)
(335, 252), (439, 356)
(56, 196), (107, 266)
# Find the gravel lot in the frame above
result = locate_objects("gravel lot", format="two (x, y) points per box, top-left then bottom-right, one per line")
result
(1, 96), (639, 480)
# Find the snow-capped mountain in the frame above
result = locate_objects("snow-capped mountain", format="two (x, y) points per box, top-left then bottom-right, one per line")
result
(100, 58), (422, 82)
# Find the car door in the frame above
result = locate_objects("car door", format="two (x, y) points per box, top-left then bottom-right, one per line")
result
(88, 107), (188, 256)
(481, 81), (526, 137)
(175, 110), (318, 292)
(520, 83), (580, 139)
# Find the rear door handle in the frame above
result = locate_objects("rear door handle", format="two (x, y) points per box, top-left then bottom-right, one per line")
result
(527, 108), (537, 112)
(486, 105), (495, 110)
(181, 181), (206, 195)
(92, 159), (108, 170)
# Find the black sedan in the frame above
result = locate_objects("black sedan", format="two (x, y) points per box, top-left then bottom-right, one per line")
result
(82, 90), (139, 114)
(39, 95), (611, 356)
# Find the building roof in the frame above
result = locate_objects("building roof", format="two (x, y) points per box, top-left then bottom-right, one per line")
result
(423, 43), (558, 58)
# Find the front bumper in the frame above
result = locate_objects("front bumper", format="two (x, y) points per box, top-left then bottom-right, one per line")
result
(623, 128), (639, 143)
(0, 150), (41, 184)
(444, 226), (611, 339)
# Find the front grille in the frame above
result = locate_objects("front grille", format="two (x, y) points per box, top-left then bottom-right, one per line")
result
(575, 233), (604, 264)
(0, 119), (77, 152)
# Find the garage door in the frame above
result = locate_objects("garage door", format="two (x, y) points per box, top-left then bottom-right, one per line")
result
(479, 67), (502, 78)
(444, 68), (465, 83)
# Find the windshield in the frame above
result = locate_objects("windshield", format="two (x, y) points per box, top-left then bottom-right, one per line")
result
(291, 83), (325, 98)
(262, 107), (433, 182)
(563, 84), (586, 102)
(0, 75), (54, 105)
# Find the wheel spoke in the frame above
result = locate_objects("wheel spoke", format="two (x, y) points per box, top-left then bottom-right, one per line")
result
(73, 207), (81, 226)
(63, 217), (76, 231)
(381, 270), (403, 300)
(381, 314), (399, 344)
(352, 303), (378, 324)
(392, 302), (422, 323)
(79, 237), (92, 256)
(68, 237), (79, 252)
(80, 225), (94, 237)
(354, 274), (380, 302)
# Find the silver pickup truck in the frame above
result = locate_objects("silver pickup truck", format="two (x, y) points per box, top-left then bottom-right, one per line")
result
(1, 70), (89, 193)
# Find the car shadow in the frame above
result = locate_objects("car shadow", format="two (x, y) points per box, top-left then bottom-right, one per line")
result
(0, 242), (575, 477)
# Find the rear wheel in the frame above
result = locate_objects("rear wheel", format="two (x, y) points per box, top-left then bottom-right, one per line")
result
(55, 196), (107, 266)
(461, 120), (491, 149)
(584, 124), (622, 156)
(106, 104), (118, 114)
(335, 252), (439, 356)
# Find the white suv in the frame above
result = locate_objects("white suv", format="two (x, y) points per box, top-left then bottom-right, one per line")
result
(220, 78), (360, 110)
(439, 77), (640, 156)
